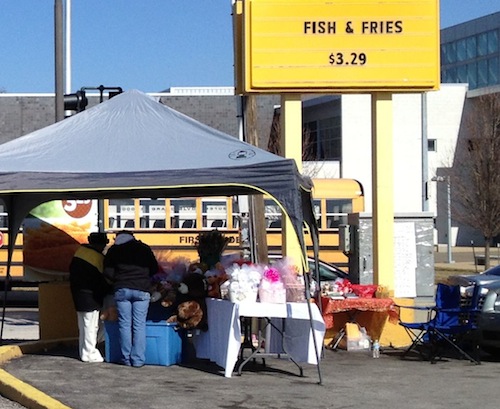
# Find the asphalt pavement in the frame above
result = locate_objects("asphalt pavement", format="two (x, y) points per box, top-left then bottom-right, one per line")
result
(1, 247), (500, 409)
(2, 340), (500, 409)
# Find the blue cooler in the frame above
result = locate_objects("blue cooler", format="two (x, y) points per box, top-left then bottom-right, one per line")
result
(104, 320), (182, 366)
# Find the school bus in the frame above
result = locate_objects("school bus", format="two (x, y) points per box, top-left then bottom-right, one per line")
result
(103, 178), (364, 269)
(0, 178), (364, 285)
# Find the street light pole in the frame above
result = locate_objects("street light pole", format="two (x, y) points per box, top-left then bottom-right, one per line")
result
(432, 175), (453, 264)
(445, 176), (453, 264)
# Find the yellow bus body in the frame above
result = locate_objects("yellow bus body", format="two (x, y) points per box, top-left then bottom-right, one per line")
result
(0, 178), (364, 283)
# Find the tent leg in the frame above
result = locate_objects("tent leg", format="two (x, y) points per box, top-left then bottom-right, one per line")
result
(304, 272), (323, 385)
(0, 265), (12, 345)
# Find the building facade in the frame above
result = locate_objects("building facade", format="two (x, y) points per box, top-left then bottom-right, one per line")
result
(2, 12), (500, 249)
(441, 11), (500, 92)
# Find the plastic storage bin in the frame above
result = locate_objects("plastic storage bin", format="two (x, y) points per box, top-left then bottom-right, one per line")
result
(105, 320), (182, 366)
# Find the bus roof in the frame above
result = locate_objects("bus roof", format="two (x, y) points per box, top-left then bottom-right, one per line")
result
(311, 179), (364, 199)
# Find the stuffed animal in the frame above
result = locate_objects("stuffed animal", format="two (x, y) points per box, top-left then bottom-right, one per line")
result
(166, 268), (209, 331)
(204, 263), (229, 299)
(100, 294), (118, 321)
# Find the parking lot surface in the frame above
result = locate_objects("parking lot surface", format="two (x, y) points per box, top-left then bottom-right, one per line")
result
(1, 248), (499, 409)
(2, 341), (500, 409)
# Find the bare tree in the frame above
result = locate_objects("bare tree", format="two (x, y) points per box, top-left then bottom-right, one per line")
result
(451, 93), (500, 269)
(267, 109), (325, 178)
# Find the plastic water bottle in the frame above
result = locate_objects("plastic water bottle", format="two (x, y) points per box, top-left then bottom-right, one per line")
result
(372, 340), (380, 358)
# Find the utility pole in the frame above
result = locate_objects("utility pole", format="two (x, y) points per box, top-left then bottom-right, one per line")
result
(432, 175), (453, 264)
(54, 0), (64, 122)
(244, 95), (269, 264)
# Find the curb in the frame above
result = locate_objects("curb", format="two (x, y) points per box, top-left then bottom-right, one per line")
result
(0, 339), (77, 409)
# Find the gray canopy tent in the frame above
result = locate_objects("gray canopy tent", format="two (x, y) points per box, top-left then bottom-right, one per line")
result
(0, 90), (322, 381)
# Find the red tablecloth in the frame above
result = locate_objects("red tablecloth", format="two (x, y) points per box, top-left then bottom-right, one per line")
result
(320, 297), (399, 330)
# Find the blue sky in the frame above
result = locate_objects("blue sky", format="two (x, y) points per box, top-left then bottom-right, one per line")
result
(0, 0), (499, 93)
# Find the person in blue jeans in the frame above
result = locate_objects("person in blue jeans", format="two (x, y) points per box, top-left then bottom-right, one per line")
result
(104, 231), (158, 367)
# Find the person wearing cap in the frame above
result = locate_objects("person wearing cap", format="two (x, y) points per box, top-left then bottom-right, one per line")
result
(103, 231), (158, 367)
(69, 232), (111, 363)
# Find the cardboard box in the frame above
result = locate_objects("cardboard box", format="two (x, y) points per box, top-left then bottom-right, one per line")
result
(105, 320), (182, 366)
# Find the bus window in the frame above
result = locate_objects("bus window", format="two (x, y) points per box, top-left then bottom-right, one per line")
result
(140, 198), (166, 229)
(264, 199), (282, 228)
(202, 199), (227, 228)
(326, 199), (352, 228)
(171, 199), (196, 229)
(0, 205), (7, 228)
(313, 199), (321, 227)
(109, 199), (136, 229)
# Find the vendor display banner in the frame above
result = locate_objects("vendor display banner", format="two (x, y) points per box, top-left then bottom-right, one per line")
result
(23, 200), (98, 281)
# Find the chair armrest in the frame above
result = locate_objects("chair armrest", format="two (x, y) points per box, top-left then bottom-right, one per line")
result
(395, 304), (435, 310)
(396, 304), (436, 322)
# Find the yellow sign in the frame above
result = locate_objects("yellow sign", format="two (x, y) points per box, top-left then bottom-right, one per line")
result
(240, 0), (440, 93)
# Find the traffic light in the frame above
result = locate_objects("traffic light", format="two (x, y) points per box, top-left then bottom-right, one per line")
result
(64, 90), (88, 113)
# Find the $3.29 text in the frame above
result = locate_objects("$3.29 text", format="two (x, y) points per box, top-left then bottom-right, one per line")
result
(329, 52), (367, 65)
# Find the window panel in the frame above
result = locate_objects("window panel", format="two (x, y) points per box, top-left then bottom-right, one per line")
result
(201, 199), (227, 228)
(456, 39), (467, 62)
(467, 63), (477, 89)
(170, 199), (196, 229)
(325, 199), (352, 228)
(109, 199), (135, 229)
(489, 57), (499, 86)
(478, 33), (488, 56)
(477, 59), (488, 87)
(444, 42), (456, 64)
(456, 65), (467, 83)
(488, 30), (499, 54)
(466, 36), (477, 59)
(264, 199), (281, 227)
(139, 199), (165, 229)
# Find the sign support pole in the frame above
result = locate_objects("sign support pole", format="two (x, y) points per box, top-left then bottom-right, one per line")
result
(280, 94), (304, 267)
(371, 92), (395, 294)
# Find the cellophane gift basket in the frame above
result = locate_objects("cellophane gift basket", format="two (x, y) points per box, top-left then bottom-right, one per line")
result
(271, 257), (306, 303)
(258, 266), (286, 303)
(226, 262), (262, 303)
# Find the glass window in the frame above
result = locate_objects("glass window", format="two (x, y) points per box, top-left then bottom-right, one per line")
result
(304, 121), (318, 160)
(477, 59), (488, 88)
(428, 139), (437, 152)
(313, 199), (321, 226)
(489, 57), (499, 86)
(139, 199), (165, 229)
(0, 204), (7, 228)
(444, 42), (456, 64)
(325, 199), (352, 228)
(304, 117), (341, 161)
(170, 199), (196, 229)
(108, 199), (135, 229)
(447, 67), (457, 83)
(478, 33), (488, 56)
(467, 63), (477, 89)
(488, 30), (499, 54)
(456, 39), (467, 62)
(466, 36), (477, 59)
(318, 117), (341, 161)
(457, 65), (467, 83)
(442, 67), (458, 83)
(201, 199), (227, 228)
(264, 199), (282, 228)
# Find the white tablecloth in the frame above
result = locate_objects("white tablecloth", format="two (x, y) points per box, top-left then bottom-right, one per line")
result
(193, 298), (325, 377)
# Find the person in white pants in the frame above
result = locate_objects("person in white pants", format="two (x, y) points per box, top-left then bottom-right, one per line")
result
(69, 233), (111, 363)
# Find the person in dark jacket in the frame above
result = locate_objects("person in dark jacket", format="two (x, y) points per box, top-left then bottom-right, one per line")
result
(103, 231), (158, 367)
(69, 232), (110, 363)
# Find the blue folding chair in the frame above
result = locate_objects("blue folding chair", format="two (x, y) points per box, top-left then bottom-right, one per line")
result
(399, 283), (481, 364)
